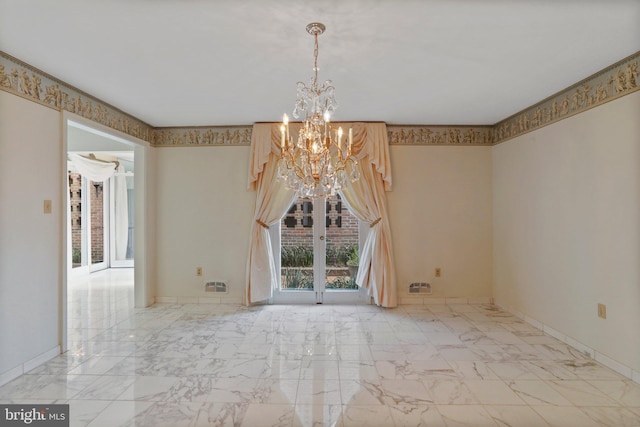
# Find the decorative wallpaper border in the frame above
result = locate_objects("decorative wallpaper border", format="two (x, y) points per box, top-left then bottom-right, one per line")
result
(494, 51), (639, 144)
(2, 49), (638, 147)
(0, 51), (154, 143)
(153, 126), (252, 146)
(387, 125), (494, 146)
(151, 125), (494, 147)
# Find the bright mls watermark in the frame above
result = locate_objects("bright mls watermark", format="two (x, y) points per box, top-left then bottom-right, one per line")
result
(1, 405), (69, 426)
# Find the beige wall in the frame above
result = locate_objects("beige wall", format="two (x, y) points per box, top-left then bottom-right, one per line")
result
(0, 92), (61, 377)
(154, 145), (494, 303)
(493, 91), (640, 374)
(388, 146), (493, 299)
(155, 146), (254, 302)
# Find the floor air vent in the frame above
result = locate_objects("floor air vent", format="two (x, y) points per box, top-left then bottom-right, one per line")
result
(409, 282), (432, 294)
(205, 282), (228, 293)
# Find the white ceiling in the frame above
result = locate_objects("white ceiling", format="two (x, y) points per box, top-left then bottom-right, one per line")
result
(1, 0), (639, 127)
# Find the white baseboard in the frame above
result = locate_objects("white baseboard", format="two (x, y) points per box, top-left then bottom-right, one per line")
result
(23, 346), (60, 373)
(0, 345), (60, 387)
(157, 295), (492, 306)
(495, 300), (639, 385)
(0, 365), (24, 388)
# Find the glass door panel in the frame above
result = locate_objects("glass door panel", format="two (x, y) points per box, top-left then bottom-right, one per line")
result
(69, 172), (85, 269)
(90, 180), (104, 264)
(89, 180), (108, 272)
(325, 194), (359, 290)
(280, 197), (315, 291)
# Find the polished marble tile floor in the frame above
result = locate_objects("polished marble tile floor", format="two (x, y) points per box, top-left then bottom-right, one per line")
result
(1, 269), (639, 426)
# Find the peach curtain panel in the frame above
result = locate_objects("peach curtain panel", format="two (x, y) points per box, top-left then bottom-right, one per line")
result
(339, 123), (397, 307)
(245, 124), (297, 304)
(246, 122), (397, 307)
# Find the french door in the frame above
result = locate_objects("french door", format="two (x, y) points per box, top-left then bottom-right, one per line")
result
(272, 195), (370, 304)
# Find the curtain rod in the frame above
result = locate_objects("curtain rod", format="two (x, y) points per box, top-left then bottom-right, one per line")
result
(82, 153), (120, 170)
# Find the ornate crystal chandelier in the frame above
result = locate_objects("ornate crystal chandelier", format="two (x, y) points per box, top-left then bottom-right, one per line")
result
(277, 22), (359, 198)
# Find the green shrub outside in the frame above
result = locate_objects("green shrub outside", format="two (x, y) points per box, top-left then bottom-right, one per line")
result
(281, 244), (358, 267)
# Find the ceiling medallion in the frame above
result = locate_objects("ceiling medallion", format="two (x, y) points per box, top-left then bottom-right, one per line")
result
(277, 22), (359, 198)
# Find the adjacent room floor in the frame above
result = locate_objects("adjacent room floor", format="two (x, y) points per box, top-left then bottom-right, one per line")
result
(1, 269), (639, 426)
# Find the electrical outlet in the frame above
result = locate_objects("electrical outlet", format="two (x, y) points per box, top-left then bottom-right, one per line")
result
(435, 268), (441, 278)
(597, 303), (606, 319)
(196, 267), (203, 276)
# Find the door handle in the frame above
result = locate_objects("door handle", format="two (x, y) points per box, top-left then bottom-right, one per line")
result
(319, 236), (324, 240)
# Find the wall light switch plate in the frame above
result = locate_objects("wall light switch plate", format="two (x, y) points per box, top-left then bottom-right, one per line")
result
(43, 199), (52, 214)
(597, 303), (606, 319)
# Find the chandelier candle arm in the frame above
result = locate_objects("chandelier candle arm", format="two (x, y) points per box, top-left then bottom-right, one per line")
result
(323, 111), (330, 142)
(280, 125), (285, 149)
(283, 113), (290, 140)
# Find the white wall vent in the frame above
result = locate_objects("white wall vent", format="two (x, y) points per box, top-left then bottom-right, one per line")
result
(409, 282), (432, 294)
(205, 281), (228, 293)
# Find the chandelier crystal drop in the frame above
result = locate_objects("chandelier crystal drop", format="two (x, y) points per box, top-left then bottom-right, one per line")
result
(277, 22), (359, 198)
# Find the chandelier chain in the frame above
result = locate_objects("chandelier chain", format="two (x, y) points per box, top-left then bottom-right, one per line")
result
(277, 23), (360, 198)
(313, 32), (319, 87)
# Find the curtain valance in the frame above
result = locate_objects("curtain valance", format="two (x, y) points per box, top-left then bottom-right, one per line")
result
(247, 122), (392, 191)
(68, 153), (117, 182)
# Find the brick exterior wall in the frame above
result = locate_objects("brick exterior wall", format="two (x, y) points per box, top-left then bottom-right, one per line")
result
(69, 172), (82, 266)
(281, 194), (359, 252)
(90, 181), (104, 263)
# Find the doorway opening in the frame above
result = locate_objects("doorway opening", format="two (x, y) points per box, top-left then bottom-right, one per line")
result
(63, 117), (142, 352)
